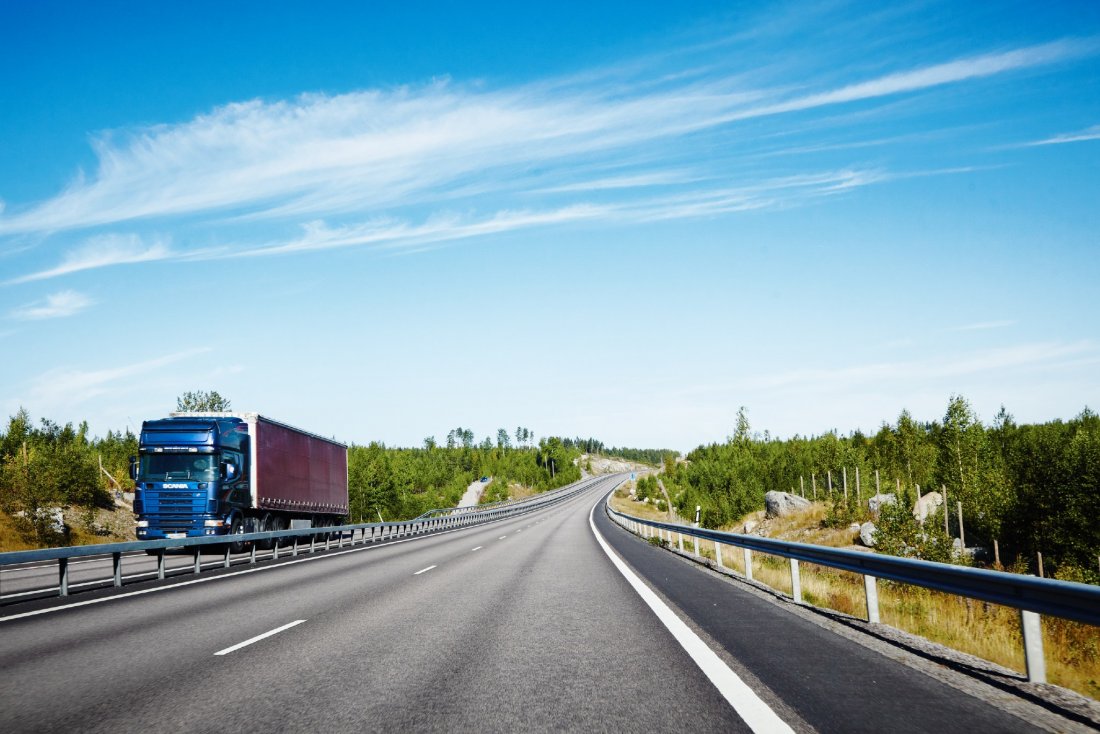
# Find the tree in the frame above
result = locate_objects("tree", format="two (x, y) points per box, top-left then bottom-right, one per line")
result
(731, 406), (751, 444)
(496, 428), (511, 450)
(176, 390), (231, 412)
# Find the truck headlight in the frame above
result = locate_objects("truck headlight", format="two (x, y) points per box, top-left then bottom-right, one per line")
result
(135, 520), (149, 527)
(204, 519), (225, 527)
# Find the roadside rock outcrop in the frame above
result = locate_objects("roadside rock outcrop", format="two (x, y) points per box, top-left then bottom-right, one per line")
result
(764, 491), (810, 518)
(868, 493), (896, 514)
(913, 491), (943, 524)
(859, 521), (877, 547)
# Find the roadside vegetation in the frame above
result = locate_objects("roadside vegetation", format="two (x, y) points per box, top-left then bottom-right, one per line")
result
(663, 398), (1100, 583)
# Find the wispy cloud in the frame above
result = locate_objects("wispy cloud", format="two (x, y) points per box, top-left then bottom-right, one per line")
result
(949, 320), (1016, 332)
(26, 348), (212, 407)
(1024, 123), (1100, 146)
(7, 233), (174, 285)
(0, 34), (1093, 281)
(9, 290), (95, 320)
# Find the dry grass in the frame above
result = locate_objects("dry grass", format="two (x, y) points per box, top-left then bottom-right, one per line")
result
(612, 499), (1100, 700)
(0, 505), (136, 553)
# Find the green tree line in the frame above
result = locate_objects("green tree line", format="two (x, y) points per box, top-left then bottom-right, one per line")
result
(0, 408), (136, 543)
(663, 399), (1100, 582)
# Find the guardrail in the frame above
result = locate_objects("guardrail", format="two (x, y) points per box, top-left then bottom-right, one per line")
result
(0, 475), (615, 602)
(605, 501), (1100, 685)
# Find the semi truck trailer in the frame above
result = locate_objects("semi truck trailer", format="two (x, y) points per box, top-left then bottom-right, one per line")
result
(131, 412), (348, 547)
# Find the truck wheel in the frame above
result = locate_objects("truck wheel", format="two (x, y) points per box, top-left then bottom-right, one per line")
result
(256, 513), (275, 551)
(229, 515), (246, 554)
(273, 516), (288, 547)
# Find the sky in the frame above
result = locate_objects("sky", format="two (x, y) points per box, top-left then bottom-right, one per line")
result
(1, 0), (1098, 452)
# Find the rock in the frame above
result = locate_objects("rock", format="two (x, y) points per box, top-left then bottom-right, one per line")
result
(859, 521), (877, 547)
(849, 523), (861, 533)
(764, 490), (810, 518)
(868, 493), (896, 513)
(743, 520), (758, 534)
(913, 491), (943, 524)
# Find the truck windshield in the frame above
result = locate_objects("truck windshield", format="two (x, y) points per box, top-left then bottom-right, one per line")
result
(139, 453), (217, 481)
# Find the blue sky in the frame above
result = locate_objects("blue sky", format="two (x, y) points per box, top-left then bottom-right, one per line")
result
(1, 1), (1098, 451)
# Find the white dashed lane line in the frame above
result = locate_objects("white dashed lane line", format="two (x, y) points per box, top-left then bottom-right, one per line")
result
(471, 546), (482, 552)
(214, 620), (306, 656)
(413, 565), (437, 575)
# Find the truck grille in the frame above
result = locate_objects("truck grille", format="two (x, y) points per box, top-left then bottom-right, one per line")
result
(144, 490), (207, 531)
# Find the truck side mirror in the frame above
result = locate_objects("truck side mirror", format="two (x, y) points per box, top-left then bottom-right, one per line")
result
(220, 461), (237, 480)
(129, 456), (138, 481)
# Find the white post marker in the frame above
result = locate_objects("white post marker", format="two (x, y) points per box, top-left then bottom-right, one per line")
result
(590, 497), (794, 733)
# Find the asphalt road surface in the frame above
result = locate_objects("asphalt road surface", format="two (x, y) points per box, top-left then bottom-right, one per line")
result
(0, 476), (1062, 732)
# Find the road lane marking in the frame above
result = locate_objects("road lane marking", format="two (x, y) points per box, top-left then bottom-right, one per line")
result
(588, 495), (794, 734)
(471, 546), (482, 552)
(413, 565), (437, 575)
(498, 536), (507, 540)
(214, 619), (306, 656)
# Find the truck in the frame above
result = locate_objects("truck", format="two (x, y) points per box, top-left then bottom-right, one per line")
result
(131, 412), (348, 549)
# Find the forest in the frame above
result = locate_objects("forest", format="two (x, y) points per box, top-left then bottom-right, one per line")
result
(663, 397), (1100, 583)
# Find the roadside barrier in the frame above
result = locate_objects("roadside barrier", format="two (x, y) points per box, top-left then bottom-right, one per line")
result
(606, 499), (1100, 685)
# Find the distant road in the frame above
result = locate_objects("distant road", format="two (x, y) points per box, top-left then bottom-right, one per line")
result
(457, 476), (486, 508)
(0, 477), (1061, 732)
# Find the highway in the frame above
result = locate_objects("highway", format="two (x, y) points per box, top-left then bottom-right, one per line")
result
(0, 476), (1071, 732)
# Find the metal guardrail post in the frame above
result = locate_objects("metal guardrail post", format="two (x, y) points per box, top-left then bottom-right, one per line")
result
(224, 545), (231, 568)
(157, 549), (166, 579)
(58, 558), (69, 597)
(250, 544), (257, 564)
(325, 532), (331, 551)
(790, 559), (802, 604)
(743, 548), (753, 581)
(113, 552), (122, 587)
(1021, 610), (1047, 683)
(715, 541), (724, 568)
(293, 537), (299, 556)
(693, 535), (700, 557)
(310, 534), (316, 553)
(678, 532), (684, 553)
(193, 550), (201, 574)
(864, 575), (880, 623)
(273, 541), (280, 560)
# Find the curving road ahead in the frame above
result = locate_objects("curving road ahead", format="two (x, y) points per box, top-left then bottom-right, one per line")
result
(0, 476), (1076, 732)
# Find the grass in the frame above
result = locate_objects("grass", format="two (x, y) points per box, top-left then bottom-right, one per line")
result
(0, 505), (136, 553)
(610, 492), (1100, 700)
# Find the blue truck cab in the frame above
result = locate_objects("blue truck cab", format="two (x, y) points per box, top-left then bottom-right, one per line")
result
(131, 415), (249, 540)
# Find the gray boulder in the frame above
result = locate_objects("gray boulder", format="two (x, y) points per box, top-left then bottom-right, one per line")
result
(764, 491), (810, 518)
(913, 491), (943, 524)
(868, 493), (896, 514)
(859, 521), (877, 547)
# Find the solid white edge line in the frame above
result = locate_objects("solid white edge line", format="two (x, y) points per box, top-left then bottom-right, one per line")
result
(413, 565), (437, 575)
(587, 493), (794, 734)
(214, 619), (306, 656)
